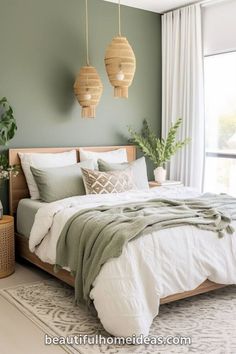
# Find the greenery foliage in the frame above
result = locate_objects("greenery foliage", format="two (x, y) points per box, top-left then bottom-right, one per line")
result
(0, 152), (19, 180)
(0, 97), (17, 146)
(217, 114), (236, 149)
(129, 118), (190, 168)
(0, 97), (18, 181)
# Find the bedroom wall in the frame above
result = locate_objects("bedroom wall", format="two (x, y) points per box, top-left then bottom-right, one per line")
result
(0, 0), (162, 211)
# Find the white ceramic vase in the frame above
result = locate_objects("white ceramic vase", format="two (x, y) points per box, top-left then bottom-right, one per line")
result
(154, 166), (166, 183)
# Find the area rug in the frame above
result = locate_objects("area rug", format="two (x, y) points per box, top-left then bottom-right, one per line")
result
(1, 280), (236, 354)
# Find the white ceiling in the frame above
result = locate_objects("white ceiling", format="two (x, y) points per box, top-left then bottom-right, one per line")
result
(104, 0), (198, 13)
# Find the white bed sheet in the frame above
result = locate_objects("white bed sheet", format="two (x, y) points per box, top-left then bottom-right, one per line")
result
(29, 187), (236, 337)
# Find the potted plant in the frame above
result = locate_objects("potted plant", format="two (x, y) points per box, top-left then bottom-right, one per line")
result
(129, 118), (190, 183)
(0, 97), (18, 218)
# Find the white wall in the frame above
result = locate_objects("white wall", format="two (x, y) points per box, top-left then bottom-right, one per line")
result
(203, 0), (236, 56)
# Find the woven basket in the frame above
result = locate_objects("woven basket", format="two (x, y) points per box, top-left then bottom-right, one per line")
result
(104, 36), (136, 98)
(74, 65), (103, 118)
(0, 216), (15, 278)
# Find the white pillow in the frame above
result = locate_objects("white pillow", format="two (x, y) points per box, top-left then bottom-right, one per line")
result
(19, 150), (77, 199)
(79, 148), (128, 169)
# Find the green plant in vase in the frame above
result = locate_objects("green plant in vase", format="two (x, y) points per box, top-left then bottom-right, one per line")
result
(128, 118), (190, 183)
(0, 97), (18, 218)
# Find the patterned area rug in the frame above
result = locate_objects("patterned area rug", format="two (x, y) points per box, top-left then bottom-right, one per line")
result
(1, 280), (236, 354)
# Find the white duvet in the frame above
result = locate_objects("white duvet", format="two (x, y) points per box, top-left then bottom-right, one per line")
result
(29, 187), (236, 337)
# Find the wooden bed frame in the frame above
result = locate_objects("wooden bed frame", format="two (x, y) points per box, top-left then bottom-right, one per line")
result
(9, 146), (226, 305)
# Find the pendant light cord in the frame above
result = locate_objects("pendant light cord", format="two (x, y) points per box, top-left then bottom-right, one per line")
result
(85, 0), (90, 66)
(118, 0), (121, 36)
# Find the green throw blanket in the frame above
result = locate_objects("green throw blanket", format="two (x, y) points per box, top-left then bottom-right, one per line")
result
(55, 194), (236, 306)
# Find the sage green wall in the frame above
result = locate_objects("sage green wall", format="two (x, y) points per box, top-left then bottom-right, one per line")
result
(0, 0), (161, 211)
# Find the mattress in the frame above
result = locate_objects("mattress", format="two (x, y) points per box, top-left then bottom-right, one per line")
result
(17, 198), (47, 238)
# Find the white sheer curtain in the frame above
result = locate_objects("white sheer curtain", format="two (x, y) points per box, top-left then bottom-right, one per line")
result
(162, 4), (205, 191)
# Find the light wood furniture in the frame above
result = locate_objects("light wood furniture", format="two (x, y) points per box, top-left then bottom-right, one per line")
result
(149, 181), (183, 188)
(0, 215), (15, 278)
(9, 146), (226, 304)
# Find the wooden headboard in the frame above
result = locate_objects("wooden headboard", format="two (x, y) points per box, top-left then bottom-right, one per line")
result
(8, 145), (136, 215)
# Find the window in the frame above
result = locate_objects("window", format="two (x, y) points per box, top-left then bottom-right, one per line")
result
(204, 51), (236, 196)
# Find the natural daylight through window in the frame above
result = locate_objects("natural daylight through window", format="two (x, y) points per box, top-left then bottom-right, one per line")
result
(204, 51), (236, 196)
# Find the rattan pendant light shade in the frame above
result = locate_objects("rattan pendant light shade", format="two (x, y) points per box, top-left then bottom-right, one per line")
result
(104, 0), (136, 98)
(74, 66), (103, 118)
(105, 36), (136, 98)
(74, 0), (103, 118)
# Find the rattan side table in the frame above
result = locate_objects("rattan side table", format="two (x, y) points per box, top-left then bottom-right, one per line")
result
(0, 215), (15, 278)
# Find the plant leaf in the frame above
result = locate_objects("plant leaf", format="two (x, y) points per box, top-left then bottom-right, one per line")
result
(0, 97), (17, 145)
(128, 118), (190, 167)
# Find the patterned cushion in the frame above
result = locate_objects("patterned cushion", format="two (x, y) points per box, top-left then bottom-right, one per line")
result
(81, 168), (136, 194)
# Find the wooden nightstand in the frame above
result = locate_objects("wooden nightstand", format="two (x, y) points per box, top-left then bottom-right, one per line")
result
(0, 215), (15, 278)
(149, 181), (183, 188)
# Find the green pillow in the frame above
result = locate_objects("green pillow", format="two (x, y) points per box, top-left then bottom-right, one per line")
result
(97, 157), (149, 190)
(30, 160), (94, 202)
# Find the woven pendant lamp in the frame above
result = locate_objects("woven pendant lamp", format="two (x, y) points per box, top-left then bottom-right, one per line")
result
(74, 66), (103, 118)
(104, 0), (136, 98)
(74, 0), (103, 118)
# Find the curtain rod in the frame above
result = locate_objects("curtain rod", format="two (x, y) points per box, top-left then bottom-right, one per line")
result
(162, 0), (227, 14)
